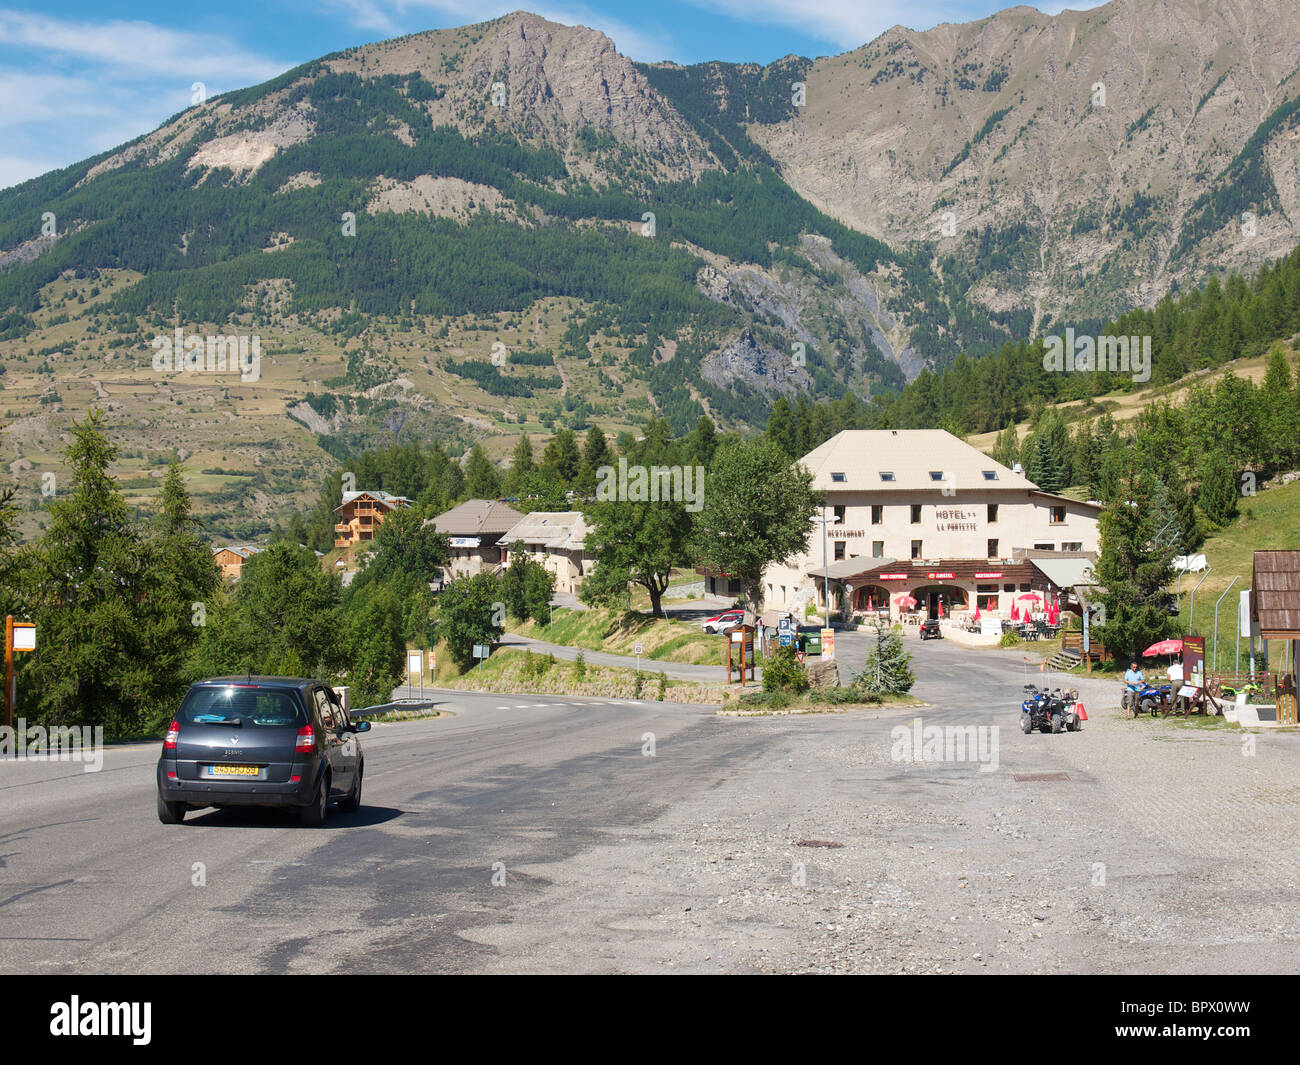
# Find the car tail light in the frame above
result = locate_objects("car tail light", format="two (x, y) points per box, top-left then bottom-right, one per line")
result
(295, 725), (316, 753)
(164, 721), (180, 749)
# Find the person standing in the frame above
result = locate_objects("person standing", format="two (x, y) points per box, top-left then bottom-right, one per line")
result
(1123, 659), (1145, 710)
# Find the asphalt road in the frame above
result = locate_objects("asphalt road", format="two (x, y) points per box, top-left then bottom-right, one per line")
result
(5, 636), (1299, 973)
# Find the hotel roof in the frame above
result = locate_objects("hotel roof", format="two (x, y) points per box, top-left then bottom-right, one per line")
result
(798, 430), (1038, 492)
(500, 511), (589, 552)
(429, 499), (526, 538)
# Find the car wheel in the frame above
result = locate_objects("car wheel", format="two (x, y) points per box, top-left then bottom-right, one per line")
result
(157, 790), (186, 825)
(339, 763), (363, 813)
(299, 773), (329, 827)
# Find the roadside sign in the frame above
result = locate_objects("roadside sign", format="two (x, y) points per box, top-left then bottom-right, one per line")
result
(427, 650), (436, 669)
(472, 644), (491, 659)
(632, 643), (643, 655)
(820, 628), (835, 661)
(12, 623), (34, 652)
(407, 650), (422, 674)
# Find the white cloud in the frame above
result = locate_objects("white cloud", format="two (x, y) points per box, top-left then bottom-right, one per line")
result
(0, 9), (288, 84)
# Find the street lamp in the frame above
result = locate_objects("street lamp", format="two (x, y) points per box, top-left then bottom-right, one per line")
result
(809, 512), (831, 630)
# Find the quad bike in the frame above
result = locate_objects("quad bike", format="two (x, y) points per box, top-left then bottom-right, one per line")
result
(1021, 684), (1085, 734)
(1121, 681), (1172, 718)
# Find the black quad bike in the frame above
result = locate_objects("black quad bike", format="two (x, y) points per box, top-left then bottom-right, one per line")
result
(1021, 684), (1083, 734)
(919, 618), (943, 640)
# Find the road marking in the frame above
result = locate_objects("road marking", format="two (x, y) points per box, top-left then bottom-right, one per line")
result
(514, 704), (531, 709)
(533, 703), (550, 708)
(496, 706), (511, 710)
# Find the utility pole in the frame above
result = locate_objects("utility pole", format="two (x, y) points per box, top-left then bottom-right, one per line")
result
(4, 615), (12, 730)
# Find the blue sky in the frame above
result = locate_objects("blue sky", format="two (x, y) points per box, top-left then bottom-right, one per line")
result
(0, 0), (1106, 189)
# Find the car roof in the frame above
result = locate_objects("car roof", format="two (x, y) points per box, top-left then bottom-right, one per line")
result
(194, 676), (321, 691)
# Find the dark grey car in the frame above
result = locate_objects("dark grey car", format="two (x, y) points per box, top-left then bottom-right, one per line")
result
(156, 676), (369, 827)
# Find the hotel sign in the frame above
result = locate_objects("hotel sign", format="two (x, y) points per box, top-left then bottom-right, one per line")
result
(974, 571), (1003, 579)
(877, 573), (909, 580)
(935, 507), (978, 532)
(926, 572), (955, 580)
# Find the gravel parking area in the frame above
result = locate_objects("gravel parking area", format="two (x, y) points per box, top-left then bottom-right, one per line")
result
(469, 642), (1300, 973)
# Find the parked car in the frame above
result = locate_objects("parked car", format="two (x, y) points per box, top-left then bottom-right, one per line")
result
(156, 676), (369, 827)
(701, 610), (745, 634)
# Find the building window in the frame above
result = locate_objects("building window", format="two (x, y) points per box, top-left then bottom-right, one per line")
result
(987, 539), (999, 557)
(834, 541), (846, 561)
(977, 583), (998, 594)
(1034, 542), (1056, 551)
(831, 472), (846, 483)
(1050, 506), (1066, 524)
(1063, 541), (1083, 552)
(911, 540), (923, 559)
(871, 505), (883, 525)
(833, 505), (845, 524)
(872, 540), (884, 558)
(928, 471), (944, 481)
(880, 472), (895, 482)
(910, 504), (922, 524)
(982, 470), (998, 480)
(1019, 583), (1032, 592)
(987, 503), (998, 523)
(1004, 583), (1016, 593)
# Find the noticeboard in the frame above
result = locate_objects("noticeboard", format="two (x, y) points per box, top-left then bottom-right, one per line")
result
(1182, 635), (1205, 691)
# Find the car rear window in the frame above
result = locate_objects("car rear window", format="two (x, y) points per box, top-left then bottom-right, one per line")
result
(178, 686), (305, 728)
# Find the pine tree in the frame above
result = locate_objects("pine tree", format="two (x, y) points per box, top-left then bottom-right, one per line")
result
(1197, 452), (1240, 526)
(861, 620), (915, 695)
(1094, 467), (1177, 656)
(991, 419), (1019, 469)
(464, 444), (500, 499)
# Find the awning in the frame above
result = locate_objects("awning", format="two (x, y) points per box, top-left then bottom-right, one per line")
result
(805, 557), (898, 581)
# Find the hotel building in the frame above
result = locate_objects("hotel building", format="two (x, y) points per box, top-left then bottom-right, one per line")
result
(759, 430), (1102, 619)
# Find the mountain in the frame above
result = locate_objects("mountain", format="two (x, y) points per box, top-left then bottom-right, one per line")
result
(0, 3), (1297, 538)
(722, 0), (1300, 328)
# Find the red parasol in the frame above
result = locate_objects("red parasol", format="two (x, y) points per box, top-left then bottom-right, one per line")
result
(895, 594), (918, 610)
(1143, 639), (1183, 657)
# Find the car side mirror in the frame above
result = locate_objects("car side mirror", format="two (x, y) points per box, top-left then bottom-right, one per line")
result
(350, 720), (371, 733)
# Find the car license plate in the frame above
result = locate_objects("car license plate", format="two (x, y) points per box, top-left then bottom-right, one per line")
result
(205, 764), (259, 777)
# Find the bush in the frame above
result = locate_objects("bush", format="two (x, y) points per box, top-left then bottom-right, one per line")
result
(999, 630), (1021, 647)
(656, 670), (667, 701)
(633, 672), (644, 699)
(821, 686), (879, 705)
(737, 690), (796, 710)
(762, 644), (810, 693)
(573, 650), (586, 679)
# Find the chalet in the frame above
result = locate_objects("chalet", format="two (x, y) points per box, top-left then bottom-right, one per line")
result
(428, 499), (526, 581)
(213, 545), (262, 581)
(333, 490), (411, 548)
(499, 511), (595, 595)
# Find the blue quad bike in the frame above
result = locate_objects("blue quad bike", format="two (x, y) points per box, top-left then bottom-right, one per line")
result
(1121, 681), (1172, 718)
(1021, 684), (1084, 734)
